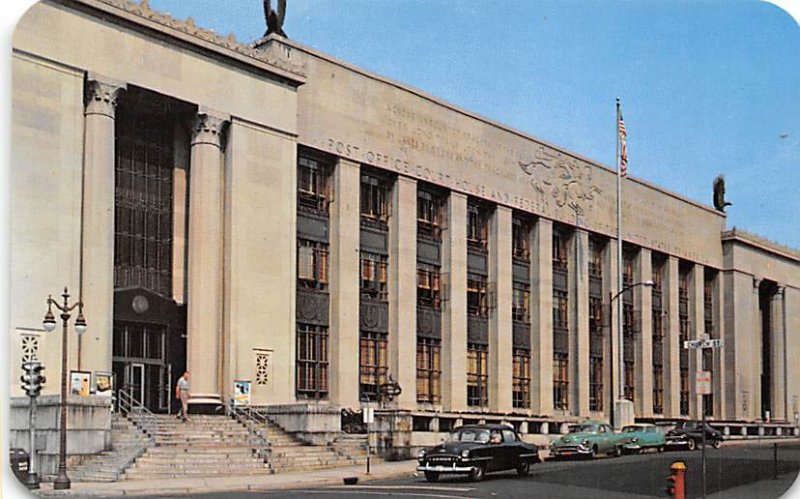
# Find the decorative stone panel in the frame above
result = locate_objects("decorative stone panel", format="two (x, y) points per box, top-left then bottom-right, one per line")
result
(513, 261), (530, 283)
(359, 300), (389, 333)
(417, 239), (441, 265)
(360, 227), (388, 255)
(416, 305), (441, 339)
(512, 323), (531, 349)
(467, 316), (488, 344)
(297, 212), (329, 242)
(296, 289), (330, 326)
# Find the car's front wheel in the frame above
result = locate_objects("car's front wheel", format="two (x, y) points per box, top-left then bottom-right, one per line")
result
(424, 471), (439, 483)
(613, 445), (623, 458)
(712, 439), (722, 449)
(516, 460), (531, 476)
(469, 465), (486, 482)
(590, 445), (598, 459)
(687, 439), (697, 451)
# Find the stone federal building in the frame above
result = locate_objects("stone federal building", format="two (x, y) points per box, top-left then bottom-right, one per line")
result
(10, 0), (800, 445)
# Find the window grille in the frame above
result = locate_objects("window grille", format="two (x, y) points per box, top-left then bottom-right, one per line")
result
(359, 332), (388, 400)
(297, 239), (329, 290)
(512, 348), (531, 408)
(296, 324), (329, 399)
(467, 343), (489, 407)
(416, 337), (441, 404)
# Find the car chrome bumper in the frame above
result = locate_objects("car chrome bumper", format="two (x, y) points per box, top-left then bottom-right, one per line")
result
(623, 443), (642, 450)
(417, 464), (476, 474)
(551, 446), (592, 456)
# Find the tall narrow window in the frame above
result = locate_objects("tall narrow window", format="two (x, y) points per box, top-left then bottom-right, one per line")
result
(359, 332), (388, 401)
(588, 237), (605, 412)
(467, 275), (488, 317)
(416, 338), (441, 404)
(553, 352), (569, 410)
(296, 324), (328, 399)
(417, 188), (443, 240)
(512, 216), (531, 262)
(417, 263), (441, 309)
(622, 250), (636, 402)
(467, 343), (488, 407)
(703, 272), (715, 417)
(552, 231), (568, 270)
(114, 99), (174, 296)
(297, 239), (329, 290)
(361, 252), (388, 301)
(513, 348), (531, 408)
(467, 201), (488, 252)
(298, 154), (331, 213)
(361, 172), (391, 225)
(512, 282), (530, 323)
(652, 256), (665, 415)
(679, 265), (690, 416)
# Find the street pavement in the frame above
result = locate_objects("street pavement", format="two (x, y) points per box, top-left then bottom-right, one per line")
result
(30, 441), (800, 498)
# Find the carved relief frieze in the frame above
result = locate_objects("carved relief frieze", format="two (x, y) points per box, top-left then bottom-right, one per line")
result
(416, 306), (441, 339)
(296, 289), (330, 326)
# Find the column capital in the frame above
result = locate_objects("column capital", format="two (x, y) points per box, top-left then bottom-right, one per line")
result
(753, 277), (762, 292)
(84, 77), (126, 118)
(191, 109), (230, 148)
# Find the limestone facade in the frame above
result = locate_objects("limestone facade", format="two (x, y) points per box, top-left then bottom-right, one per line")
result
(9, 0), (800, 435)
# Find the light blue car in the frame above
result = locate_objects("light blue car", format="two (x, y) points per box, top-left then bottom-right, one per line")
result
(621, 424), (667, 454)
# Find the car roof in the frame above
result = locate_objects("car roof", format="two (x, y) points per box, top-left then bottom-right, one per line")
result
(624, 423), (655, 428)
(455, 424), (515, 431)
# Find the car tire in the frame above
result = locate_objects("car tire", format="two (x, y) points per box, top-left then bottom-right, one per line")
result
(613, 445), (622, 458)
(712, 439), (722, 449)
(469, 465), (486, 482)
(516, 460), (531, 476)
(687, 439), (696, 451)
(424, 471), (439, 483)
(658, 445), (665, 453)
(590, 446), (598, 459)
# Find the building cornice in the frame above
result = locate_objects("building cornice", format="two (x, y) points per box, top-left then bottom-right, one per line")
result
(60, 0), (306, 84)
(722, 228), (800, 264)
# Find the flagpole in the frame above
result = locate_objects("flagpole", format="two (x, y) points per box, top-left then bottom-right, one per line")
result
(616, 97), (625, 424)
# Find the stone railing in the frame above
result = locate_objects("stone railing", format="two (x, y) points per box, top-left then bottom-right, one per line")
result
(250, 403), (342, 446)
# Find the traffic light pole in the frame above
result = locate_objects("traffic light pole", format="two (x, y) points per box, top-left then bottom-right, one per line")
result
(25, 393), (39, 489)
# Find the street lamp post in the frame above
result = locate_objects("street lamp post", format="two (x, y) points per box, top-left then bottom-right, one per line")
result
(608, 279), (653, 429)
(42, 287), (87, 490)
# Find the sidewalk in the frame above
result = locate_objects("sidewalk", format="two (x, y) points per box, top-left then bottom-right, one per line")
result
(708, 472), (800, 499)
(35, 460), (418, 497)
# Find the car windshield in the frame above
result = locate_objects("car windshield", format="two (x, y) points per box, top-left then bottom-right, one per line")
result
(449, 428), (491, 443)
(570, 424), (598, 433)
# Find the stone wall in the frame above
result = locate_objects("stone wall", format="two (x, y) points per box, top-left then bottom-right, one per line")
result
(9, 395), (112, 479)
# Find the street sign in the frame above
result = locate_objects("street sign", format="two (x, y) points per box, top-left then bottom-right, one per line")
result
(683, 339), (725, 349)
(696, 370), (712, 395)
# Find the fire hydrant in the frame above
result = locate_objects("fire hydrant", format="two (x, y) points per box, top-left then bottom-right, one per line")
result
(665, 461), (686, 499)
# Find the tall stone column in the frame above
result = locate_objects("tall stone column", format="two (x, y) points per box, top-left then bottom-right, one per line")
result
(664, 256), (681, 417)
(572, 229), (589, 417)
(752, 278), (763, 420)
(531, 218), (553, 416)
(442, 193), (467, 411)
(80, 76), (126, 373)
(186, 109), (228, 409)
(713, 272), (726, 419)
(489, 206), (512, 413)
(772, 286), (786, 420)
(389, 176), (417, 407)
(329, 158), (361, 409)
(635, 248), (653, 417)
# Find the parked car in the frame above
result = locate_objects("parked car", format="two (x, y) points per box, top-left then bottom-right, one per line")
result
(665, 421), (723, 450)
(550, 422), (626, 459)
(416, 424), (540, 482)
(621, 424), (667, 453)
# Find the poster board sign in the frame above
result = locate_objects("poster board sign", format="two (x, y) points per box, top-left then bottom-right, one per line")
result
(233, 379), (252, 406)
(70, 370), (91, 397)
(93, 371), (114, 398)
(696, 370), (712, 395)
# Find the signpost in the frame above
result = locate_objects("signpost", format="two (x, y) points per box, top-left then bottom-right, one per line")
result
(684, 337), (724, 499)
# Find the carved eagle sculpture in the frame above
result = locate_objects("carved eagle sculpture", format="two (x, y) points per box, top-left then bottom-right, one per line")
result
(713, 175), (732, 212)
(263, 0), (287, 37)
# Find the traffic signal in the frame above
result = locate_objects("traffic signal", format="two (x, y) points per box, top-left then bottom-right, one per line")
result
(20, 362), (46, 397)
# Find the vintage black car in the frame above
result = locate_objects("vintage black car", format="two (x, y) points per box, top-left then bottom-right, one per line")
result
(417, 424), (540, 482)
(665, 421), (723, 450)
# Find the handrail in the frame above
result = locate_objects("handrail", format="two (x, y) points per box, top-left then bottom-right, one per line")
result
(117, 388), (157, 438)
(227, 399), (273, 464)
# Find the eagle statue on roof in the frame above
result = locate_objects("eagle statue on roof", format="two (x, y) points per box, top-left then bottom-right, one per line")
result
(263, 0), (287, 37)
(713, 175), (732, 213)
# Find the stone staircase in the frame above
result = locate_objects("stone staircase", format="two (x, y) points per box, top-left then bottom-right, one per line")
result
(70, 413), (153, 482)
(259, 420), (368, 472)
(123, 415), (272, 480)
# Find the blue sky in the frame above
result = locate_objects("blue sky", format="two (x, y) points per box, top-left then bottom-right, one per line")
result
(8, 0), (800, 248)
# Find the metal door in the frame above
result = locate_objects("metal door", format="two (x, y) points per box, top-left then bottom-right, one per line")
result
(126, 363), (146, 407)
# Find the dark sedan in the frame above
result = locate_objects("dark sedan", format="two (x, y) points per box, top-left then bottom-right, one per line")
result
(417, 425), (540, 482)
(665, 420), (723, 450)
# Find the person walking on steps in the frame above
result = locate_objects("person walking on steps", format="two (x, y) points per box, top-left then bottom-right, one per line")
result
(176, 371), (191, 422)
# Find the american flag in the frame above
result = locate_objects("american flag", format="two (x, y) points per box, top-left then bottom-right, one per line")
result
(618, 111), (628, 177)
